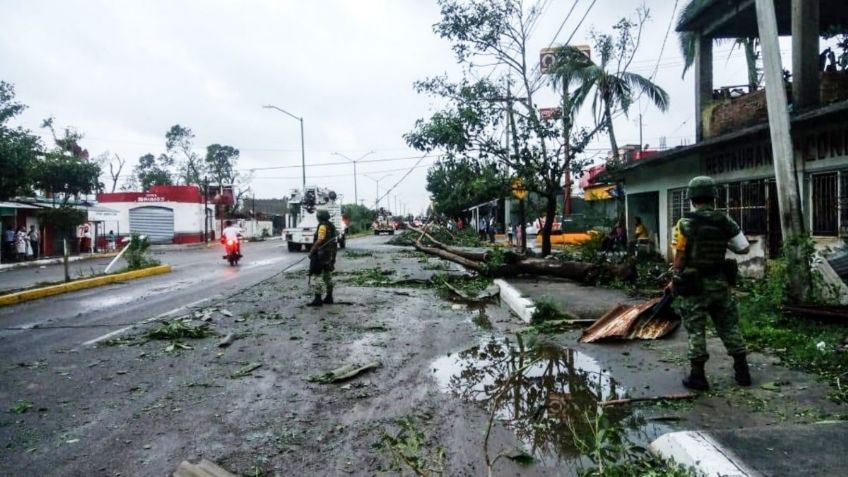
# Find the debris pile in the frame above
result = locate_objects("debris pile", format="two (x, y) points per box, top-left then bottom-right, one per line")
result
(408, 226), (634, 284)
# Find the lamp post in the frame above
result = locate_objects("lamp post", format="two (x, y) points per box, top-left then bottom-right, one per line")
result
(262, 104), (306, 189)
(332, 151), (374, 206)
(363, 173), (392, 210)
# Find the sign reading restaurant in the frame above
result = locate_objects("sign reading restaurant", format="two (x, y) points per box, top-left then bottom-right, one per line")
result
(703, 124), (848, 176)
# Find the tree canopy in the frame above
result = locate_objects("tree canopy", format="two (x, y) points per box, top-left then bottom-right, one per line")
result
(0, 81), (40, 200)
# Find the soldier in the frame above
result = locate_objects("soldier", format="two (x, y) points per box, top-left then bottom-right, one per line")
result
(667, 176), (752, 391)
(307, 210), (337, 307)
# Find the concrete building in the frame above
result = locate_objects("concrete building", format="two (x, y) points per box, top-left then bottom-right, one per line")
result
(97, 185), (215, 244)
(611, 0), (848, 265)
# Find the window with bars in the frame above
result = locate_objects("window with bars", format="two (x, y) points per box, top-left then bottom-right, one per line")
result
(812, 172), (839, 236)
(716, 180), (769, 235)
(668, 188), (687, 239)
(841, 173), (848, 237)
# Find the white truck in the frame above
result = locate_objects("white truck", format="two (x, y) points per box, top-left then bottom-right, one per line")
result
(284, 186), (346, 252)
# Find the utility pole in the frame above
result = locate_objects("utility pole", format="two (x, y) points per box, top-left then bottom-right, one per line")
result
(755, 0), (811, 302)
(333, 151), (374, 206)
(363, 174), (391, 210)
(203, 177), (209, 244)
(639, 113), (644, 150)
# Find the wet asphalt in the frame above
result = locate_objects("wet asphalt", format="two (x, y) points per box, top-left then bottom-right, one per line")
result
(0, 239), (308, 359)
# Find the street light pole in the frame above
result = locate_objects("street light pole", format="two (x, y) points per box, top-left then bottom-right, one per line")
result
(263, 104), (306, 189)
(363, 173), (392, 210)
(332, 151), (375, 206)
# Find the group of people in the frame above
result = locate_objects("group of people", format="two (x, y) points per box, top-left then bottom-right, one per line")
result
(2, 225), (39, 263)
(601, 216), (652, 254)
(477, 216), (496, 243)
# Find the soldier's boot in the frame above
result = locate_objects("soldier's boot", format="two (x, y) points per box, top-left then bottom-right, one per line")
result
(306, 294), (323, 307)
(731, 353), (752, 386)
(682, 359), (710, 391)
(323, 290), (334, 305)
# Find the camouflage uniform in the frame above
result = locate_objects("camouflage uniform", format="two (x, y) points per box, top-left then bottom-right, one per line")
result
(671, 207), (747, 361)
(307, 214), (337, 305)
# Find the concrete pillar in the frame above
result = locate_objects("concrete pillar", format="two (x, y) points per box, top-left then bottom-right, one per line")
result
(694, 34), (714, 142)
(792, 0), (820, 110)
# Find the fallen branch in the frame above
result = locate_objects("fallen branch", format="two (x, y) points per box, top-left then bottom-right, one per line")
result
(307, 361), (382, 384)
(597, 393), (693, 408)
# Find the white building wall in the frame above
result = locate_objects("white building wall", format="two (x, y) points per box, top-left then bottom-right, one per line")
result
(97, 202), (214, 239)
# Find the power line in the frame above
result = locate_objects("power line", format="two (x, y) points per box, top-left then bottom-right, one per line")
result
(250, 163), (432, 181)
(236, 154), (442, 172)
(375, 154), (431, 208)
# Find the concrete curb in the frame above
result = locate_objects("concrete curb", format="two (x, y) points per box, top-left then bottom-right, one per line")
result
(493, 279), (535, 323)
(0, 264), (172, 307)
(649, 431), (762, 477)
(0, 252), (120, 272)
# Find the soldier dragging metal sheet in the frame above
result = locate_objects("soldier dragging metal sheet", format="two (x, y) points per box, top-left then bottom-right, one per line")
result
(666, 176), (752, 391)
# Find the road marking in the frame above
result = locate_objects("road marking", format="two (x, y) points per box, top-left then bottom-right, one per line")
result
(82, 296), (215, 346)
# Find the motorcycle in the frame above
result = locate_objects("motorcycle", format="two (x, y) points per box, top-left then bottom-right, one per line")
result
(222, 237), (242, 266)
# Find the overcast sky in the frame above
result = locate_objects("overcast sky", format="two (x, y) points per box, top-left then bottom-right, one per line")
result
(1, 0), (799, 215)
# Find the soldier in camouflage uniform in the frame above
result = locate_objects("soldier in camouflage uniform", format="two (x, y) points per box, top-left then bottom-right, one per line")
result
(307, 210), (337, 307)
(667, 176), (752, 391)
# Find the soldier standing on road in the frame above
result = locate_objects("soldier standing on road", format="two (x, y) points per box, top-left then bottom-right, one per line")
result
(307, 210), (337, 307)
(667, 176), (752, 391)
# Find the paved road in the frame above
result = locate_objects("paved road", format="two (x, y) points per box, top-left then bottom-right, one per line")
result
(0, 239), (319, 359)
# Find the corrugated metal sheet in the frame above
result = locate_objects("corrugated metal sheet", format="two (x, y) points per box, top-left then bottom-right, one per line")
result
(129, 206), (174, 244)
(580, 296), (680, 343)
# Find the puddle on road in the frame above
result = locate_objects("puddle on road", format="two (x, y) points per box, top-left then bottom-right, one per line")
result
(432, 336), (644, 466)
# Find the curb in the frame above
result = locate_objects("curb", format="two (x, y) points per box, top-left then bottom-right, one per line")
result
(0, 252), (120, 272)
(649, 431), (761, 477)
(493, 279), (536, 323)
(0, 264), (173, 307)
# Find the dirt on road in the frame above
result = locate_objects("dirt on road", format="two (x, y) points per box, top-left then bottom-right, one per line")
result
(1, 238), (845, 476)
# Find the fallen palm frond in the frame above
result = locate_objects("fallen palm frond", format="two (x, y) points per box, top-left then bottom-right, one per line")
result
(144, 320), (214, 341)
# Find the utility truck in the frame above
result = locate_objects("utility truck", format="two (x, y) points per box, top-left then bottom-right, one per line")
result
(284, 187), (346, 252)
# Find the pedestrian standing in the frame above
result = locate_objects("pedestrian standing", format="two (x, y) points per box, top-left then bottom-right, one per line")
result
(667, 176), (752, 391)
(507, 222), (514, 246)
(15, 227), (27, 262)
(307, 210), (337, 307)
(488, 216), (496, 243)
(3, 225), (15, 262)
(107, 230), (116, 252)
(478, 217), (487, 241)
(27, 225), (39, 260)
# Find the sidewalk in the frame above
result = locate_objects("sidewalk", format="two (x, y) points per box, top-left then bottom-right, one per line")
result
(0, 251), (119, 272)
(504, 276), (848, 477)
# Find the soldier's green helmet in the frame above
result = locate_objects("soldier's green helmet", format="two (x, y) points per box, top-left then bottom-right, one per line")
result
(316, 210), (331, 221)
(687, 176), (718, 200)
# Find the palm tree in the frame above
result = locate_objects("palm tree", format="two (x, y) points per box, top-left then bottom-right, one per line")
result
(552, 39), (670, 163)
(678, 0), (760, 91)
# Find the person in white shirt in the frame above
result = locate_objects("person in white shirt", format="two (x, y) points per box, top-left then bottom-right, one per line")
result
(221, 220), (243, 257)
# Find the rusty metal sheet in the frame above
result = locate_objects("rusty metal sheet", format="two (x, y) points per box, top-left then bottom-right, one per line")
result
(579, 299), (658, 343)
(631, 313), (680, 340)
(580, 297), (680, 343)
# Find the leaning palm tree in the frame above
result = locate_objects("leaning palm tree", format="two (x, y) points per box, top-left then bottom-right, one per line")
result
(552, 39), (670, 163)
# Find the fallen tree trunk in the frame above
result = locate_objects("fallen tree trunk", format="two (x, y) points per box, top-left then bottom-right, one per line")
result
(410, 227), (634, 284)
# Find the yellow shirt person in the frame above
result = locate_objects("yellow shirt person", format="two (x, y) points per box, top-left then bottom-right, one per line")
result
(634, 218), (650, 240)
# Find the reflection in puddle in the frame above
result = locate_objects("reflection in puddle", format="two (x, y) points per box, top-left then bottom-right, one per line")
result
(432, 336), (630, 465)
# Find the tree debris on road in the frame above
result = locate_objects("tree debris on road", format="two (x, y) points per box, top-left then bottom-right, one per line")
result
(307, 361), (382, 384)
(409, 227), (634, 284)
(173, 458), (237, 477)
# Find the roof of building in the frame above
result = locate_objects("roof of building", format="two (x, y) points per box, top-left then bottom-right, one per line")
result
(610, 99), (848, 177)
(677, 0), (848, 38)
